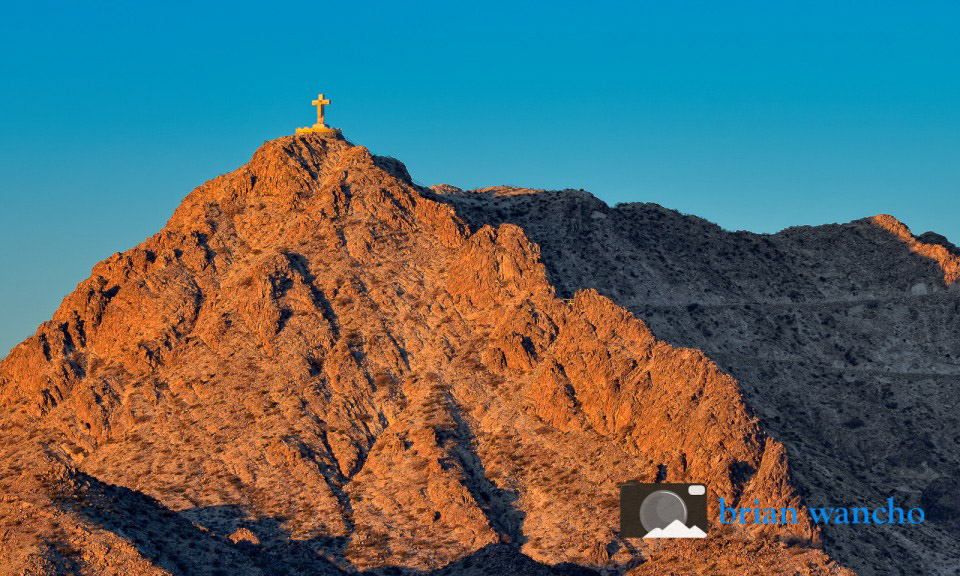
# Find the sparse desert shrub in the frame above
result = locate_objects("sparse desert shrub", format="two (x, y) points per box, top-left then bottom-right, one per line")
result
(345, 330), (363, 348)
(373, 372), (394, 390)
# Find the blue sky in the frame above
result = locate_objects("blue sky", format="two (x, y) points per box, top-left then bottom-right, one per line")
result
(1, 1), (959, 356)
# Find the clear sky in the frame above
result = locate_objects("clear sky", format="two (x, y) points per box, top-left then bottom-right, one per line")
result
(1, 1), (959, 357)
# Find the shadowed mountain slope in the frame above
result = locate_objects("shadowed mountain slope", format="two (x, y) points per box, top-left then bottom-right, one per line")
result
(433, 185), (960, 576)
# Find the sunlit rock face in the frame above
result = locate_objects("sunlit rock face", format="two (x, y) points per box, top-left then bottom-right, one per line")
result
(0, 134), (851, 575)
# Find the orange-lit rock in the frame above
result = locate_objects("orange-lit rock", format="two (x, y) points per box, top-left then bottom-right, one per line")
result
(0, 133), (849, 575)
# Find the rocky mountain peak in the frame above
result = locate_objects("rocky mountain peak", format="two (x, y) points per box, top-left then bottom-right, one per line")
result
(0, 134), (853, 575)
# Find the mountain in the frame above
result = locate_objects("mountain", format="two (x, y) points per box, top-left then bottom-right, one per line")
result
(0, 133), (865, 575)
(432, 185), (960, 576)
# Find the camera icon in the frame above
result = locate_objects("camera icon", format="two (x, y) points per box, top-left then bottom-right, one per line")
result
(620, 482), (708, 538)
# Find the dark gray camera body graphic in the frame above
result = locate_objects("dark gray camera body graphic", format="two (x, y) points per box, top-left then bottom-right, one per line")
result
(620, 482), (708, 538)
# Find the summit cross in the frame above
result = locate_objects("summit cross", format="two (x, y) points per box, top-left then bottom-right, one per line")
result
(312, 94), (331, 127)
(296, 92), (340, 135)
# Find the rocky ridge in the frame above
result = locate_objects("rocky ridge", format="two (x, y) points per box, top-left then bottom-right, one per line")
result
(0, 134), (852, 575)
(433, 184), (960, 576)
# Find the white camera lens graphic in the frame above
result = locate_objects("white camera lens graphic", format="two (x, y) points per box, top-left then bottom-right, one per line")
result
(639, 489), (688, 532)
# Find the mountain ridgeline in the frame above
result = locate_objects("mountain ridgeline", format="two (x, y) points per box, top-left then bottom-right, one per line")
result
(1, 132), (952, 575)
(432, 185), (960, 576)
